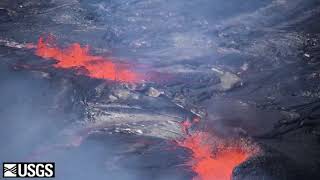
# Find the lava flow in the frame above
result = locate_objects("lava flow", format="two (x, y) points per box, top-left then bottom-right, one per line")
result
(34, 35), (141, 82)
(178, 119), (253, 180)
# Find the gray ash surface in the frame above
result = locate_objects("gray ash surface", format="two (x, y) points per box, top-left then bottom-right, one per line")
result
(1, 0), (320, 179)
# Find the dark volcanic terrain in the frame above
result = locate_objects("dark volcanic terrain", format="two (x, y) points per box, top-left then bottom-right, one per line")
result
(1, 0), (320, 179)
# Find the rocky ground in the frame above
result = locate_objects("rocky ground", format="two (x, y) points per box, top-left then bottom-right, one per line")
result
(1, 0), (320, 179)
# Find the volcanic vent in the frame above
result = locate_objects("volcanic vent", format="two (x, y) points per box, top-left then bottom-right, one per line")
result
(1, 0), (320, 180)
(8, 35), (257, 180)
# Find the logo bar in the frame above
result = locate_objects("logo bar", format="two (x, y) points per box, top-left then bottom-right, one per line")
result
(3, 162), (55, 178)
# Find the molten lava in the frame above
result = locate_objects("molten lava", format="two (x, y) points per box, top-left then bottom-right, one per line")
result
(178, 132), (250, 180)
(32, 35), (252, 180)
(35, 35), (140, 82)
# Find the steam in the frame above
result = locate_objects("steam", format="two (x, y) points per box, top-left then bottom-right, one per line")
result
(1, 0), (318, 179)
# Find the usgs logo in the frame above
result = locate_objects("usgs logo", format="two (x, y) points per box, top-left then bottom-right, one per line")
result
(3, 162), (55, 178)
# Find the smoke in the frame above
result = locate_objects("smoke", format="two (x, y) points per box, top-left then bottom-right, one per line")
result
(32, 133), (194, 180)
(0, 60), (192, 179)
(0, 62), (79, 161)
(1, 0), (320, 179)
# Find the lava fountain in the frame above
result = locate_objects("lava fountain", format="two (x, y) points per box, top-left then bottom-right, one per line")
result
(30, 35), (255, 180)
(34, 35), (141, 82)
(178, 119), (255, 180)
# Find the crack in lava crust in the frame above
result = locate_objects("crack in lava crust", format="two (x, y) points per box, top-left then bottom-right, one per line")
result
(35, 35), (141, 82)
(178, 132), (253, 180)
(31, 35), (256, 180)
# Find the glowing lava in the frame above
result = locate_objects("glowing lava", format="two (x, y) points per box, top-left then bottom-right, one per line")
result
(35, 35), (140, 82)
(32, 35), (252, 180)
(178, 132), (252, 180)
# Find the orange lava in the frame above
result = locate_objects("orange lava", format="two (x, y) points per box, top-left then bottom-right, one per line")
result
(178, 132), (250, 180)
(35, 35), (140, 82)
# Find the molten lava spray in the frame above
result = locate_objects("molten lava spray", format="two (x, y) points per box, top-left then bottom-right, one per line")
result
(35, 35), (140, 82)
(177, 118), (254, 180)
(178, 132), (250, 180)
(32, 35), (253, 180)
